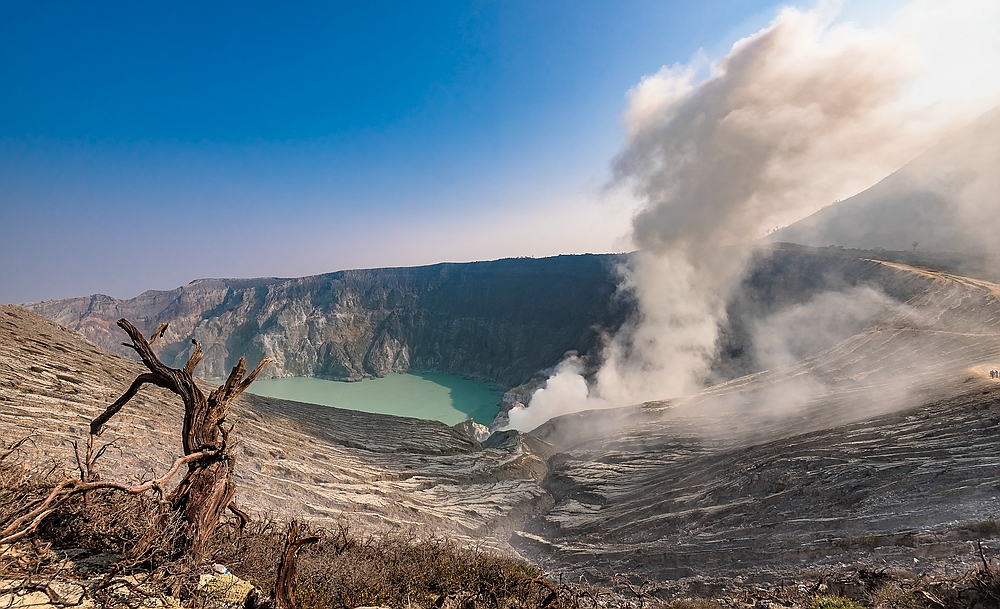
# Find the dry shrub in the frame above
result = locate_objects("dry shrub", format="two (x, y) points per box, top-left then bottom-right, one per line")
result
(207, 516), (287, 582)
(665, 601), (721, 609)
(955, 520), (1000, 540)
(0, 454), (54, 538)
(209, 518), (553, 609)
(209, 519), (690, 608)
(869, 582), (920, 609)
(810, 596), (862, 609)
(37, 490), (168, 557)
(1, 459), (56, 577)
(913, 565), (1000, 609)
(1, 455), (198, 606)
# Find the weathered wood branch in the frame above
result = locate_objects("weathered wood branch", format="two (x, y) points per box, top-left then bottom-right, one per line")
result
(72, 434), (115, 484)
(183, 340), (204, 376)
(273, 520), (320, 609)
(90, 373), (166, 435)
(217, 357), (247, 401)
(117, 319), (178, 382)
(227, 502), (252, 530)
(0, 435), (32, 462)
(236, 358), (272, 397)
(148, 322), (169, 345)
(0, 450), (218, 545)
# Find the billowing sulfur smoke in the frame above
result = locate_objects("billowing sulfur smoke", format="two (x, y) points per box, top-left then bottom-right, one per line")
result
(504, 1), (997, 432)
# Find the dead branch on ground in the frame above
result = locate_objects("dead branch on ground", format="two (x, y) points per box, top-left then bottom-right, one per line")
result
(0, 449), (217, 545)
(1, 436), (32, 462)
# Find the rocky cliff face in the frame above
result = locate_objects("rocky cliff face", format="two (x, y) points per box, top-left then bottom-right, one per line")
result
(23, 255), (627, 388)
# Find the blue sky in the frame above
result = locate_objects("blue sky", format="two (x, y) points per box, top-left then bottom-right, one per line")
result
(2, 1), (799, 303)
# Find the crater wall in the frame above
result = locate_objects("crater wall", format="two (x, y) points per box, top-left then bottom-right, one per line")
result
(23, 254), (628, 388)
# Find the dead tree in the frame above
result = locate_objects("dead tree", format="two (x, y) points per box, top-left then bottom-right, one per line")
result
(87, 318), (272, 562)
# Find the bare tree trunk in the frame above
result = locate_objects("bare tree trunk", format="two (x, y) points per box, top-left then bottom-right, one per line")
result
(90, 318), (271, 562)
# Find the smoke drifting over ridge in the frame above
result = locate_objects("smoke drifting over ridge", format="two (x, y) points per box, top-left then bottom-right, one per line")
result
(505, 1), (1000, 432)
(772, 104), (1000, 253)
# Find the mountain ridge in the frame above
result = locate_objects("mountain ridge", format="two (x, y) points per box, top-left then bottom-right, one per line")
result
(772, 105), (1000, 253)
(22, 254), (629, 389)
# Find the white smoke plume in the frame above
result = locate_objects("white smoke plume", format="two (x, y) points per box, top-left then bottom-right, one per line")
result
(751, 285), (898, 370)
(505, 1), (999, 432)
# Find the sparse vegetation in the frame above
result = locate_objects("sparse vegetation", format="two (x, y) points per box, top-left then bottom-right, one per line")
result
(868, 582), (919, 608)
(834, 535), (880, 551)
(1, 458), (583, 607)
(809, 596), (861, 609)
(664, 601), (720, 608)
(211, 519), (556, 608)
(954, 519), (1000, 539)
(11, 439), (1000, 608)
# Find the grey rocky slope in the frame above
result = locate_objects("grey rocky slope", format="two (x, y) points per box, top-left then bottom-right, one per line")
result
(517, 252), (1000, 579)
(22, 254), (627, 388)
(0, 304), (552, 541)
(6, 246), (1000, 583)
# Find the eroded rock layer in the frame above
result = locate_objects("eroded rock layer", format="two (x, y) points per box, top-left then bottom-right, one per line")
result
(517, 257), (1000, 579)
(6, 248), (1000, 583)
(0, 305), (552, 542)
(22, 254), (626, 387)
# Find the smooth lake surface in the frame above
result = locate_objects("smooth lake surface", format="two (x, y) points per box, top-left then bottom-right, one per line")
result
(246, 372), (501, 426)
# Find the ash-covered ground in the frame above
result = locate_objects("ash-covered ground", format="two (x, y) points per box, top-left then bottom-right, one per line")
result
(5, 246), (1000, 589)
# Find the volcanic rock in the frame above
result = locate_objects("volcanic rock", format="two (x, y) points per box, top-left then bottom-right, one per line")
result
(21, 255), (626, 388)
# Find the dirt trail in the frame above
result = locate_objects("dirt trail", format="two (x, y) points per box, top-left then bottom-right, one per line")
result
(869, 259), (1000, 297)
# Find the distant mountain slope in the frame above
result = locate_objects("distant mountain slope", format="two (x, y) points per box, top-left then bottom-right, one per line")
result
(23, 254), (627, 387)
(772, 106), (1000, 252)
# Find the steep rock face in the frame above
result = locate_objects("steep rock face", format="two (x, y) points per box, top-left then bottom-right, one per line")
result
(23, 255), (627, 387)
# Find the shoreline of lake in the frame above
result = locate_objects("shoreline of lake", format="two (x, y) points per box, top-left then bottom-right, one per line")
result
(246, 372), (501, 426)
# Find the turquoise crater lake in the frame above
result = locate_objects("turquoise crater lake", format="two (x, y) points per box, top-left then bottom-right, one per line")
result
(246, 372), (501, 426)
